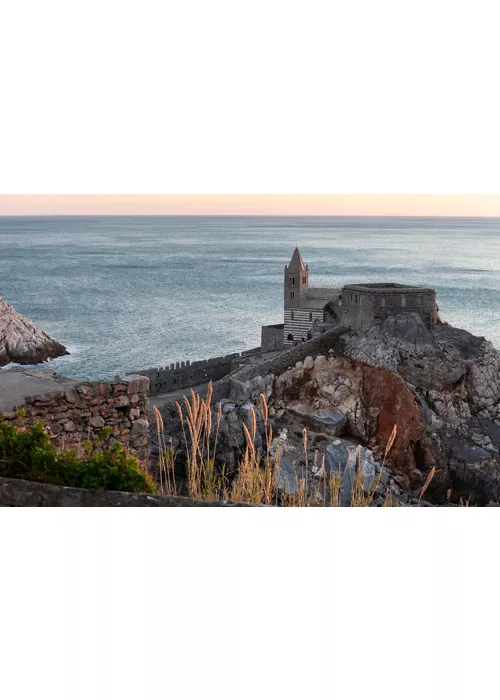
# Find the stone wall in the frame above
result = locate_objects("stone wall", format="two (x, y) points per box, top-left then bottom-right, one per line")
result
(156, 327), (349, 423)
(0, 477), (258, 506)
(225, 326), (348, 387)
(2, 375), (151, 464)
(341, 285), (437, 330)
(133, 347), (262, 396)
(261, 324), (285, 352)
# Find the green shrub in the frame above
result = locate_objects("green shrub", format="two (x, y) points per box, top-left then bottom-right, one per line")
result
(0, 417), (155, 494)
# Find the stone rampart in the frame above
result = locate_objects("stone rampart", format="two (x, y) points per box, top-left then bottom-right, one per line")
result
(341, 285), (437, 330)
(133, 347), (262, 395)
(1, 375), (151, 464)
(156, 327), (348, 422)
(224, 327), (348, 386)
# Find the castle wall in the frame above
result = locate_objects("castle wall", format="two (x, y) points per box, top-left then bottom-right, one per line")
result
(341, 287), (437, 330)
(1, 375), (151, 465)
(156, 327), (349, 424)
(261, 324), (285, 352)
(134, 347), (262, 396)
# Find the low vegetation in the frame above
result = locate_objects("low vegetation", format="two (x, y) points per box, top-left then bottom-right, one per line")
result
(1, 386), (436, 506)
(154, 383), (434, 506)
(0, 413), (155, 494)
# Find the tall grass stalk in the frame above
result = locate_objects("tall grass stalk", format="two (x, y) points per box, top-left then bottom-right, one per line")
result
(156, 396), (428, 507)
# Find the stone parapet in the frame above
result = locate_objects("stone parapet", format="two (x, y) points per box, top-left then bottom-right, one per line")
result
(1, 374), (151, 465)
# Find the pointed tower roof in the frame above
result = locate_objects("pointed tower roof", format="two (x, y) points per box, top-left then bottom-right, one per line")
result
(288, 247), (306, 271)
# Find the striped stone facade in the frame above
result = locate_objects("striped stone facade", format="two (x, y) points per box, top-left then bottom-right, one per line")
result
(284, 308), (324, 348)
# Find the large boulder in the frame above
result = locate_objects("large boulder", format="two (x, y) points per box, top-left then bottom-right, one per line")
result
(0, 297), (68, 367)
(287, 403), (347, 436)
(325, 441), (390, 506)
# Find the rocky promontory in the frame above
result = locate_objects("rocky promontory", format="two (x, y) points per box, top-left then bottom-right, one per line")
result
(158, 313), (500, 505)
(0, 297), (68, 367)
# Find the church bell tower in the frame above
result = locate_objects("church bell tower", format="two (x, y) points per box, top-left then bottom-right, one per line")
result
(284, 247), (308, 310)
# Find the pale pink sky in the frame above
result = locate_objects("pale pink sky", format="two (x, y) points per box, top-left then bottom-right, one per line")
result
(1, 194), (500, 216)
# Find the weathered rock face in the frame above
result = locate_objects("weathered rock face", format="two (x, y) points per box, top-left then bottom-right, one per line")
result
(215, 375), (274, 470)
(267, 313), (500, 503)
(341, 314), (500, 502)
(272, 353), (444, 493)
(0, 297), (68, 366)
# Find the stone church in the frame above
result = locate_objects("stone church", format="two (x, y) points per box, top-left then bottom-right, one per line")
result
(261, 248), (438, 352)
(283, 248), (341, 348)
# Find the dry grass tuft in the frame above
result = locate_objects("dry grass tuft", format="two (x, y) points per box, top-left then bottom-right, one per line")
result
(154, 398), (435, 507)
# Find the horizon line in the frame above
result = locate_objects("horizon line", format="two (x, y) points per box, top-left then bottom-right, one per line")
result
(2, 213), (500, 219)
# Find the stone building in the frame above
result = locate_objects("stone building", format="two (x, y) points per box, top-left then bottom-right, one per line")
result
(283, 248), (341, 348)
(261, 248), (439, 350)
(339, 283), (438, 331)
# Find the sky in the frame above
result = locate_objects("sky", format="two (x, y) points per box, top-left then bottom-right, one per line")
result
(1, 194), (500, 217)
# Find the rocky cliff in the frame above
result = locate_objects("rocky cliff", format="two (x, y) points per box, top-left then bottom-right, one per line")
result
(0, 297), (68, 367)
(340, 314), (500, 503)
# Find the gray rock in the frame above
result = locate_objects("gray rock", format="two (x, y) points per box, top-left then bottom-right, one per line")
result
(229, 379), (252, 406)
(250, 375), (266, 396)
(449, 440), (491, 464)
(288, 404), (347, 436)
(277, 455), (301, 495)
(238, 402), (255, 417)
(325, 441), (350, 473)
(383, 313), (437, 347)
(325, 441), (386, 505)
(0, 296), (69, 367)
(131, 419), (149, 435)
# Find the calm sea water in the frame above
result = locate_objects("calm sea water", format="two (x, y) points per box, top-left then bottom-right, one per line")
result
(1, 216), (499, 380)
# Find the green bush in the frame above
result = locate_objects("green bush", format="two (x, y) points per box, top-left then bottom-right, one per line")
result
(0, 417), (155, 494)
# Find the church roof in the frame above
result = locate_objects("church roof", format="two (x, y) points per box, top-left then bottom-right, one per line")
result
(288, 247), (306, 271)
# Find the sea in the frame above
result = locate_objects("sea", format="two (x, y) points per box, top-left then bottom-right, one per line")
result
(1, 215), (499, 380)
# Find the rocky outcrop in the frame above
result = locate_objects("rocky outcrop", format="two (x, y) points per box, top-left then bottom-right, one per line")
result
(265, 313), (500, 503)
(272, 353), (445, 494)
(0, 297), (68, 366)
(340, 314), (500, 502)
(215, 374), (275, 470)
(153, 313), (500, 505)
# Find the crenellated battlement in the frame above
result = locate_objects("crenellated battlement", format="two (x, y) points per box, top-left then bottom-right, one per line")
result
(131, 347), (262, 395)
